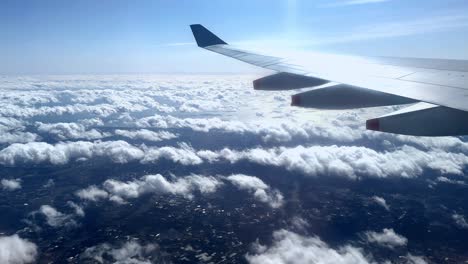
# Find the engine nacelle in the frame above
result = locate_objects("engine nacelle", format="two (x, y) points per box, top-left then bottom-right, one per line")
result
(291, 84), (416, 109)
(253, 72), (329, 91)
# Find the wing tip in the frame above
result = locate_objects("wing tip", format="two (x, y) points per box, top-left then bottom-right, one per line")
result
(190, 24), (227, 48)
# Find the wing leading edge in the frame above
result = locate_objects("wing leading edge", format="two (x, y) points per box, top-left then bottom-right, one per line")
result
(190, 24), (468, 136)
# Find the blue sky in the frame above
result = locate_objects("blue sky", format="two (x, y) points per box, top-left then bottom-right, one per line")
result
(2, 0), (468, 74)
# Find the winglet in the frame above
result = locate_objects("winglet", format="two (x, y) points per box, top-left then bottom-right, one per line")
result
(190, 24), (227, 48)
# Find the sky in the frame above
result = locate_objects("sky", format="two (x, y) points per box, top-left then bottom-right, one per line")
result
(2, 0), (468, 74)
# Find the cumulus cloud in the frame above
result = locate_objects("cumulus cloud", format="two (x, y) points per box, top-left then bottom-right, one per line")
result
(364, 228), (407, 248)
(197, 145), (468, 179)
(246, 229), (373, 264)
(6, 141), (468, 182)
(43, 179), (55, 188)
(78, 174), (223, 204)
(67, 201), (85, 217)
(0, 234), (37, 264)
(2, 140), (468, 181)
(76, 185), (109, 202)
(405, 254), (428, 264)
(452, 213), (468, 229)
(115, 129), (177, 142)
(436, 176), (466, 185)
(136, 114), (363, 143)
(141, 143), (203, 166)
(80, 241), (161, 264)
(78, 173), (285, 207)
(36, 205), (78, 228)
(0, 131), (38, 144)
(371, 196), (389, 211)
(135, 111), (468, 153)
(226, 174), (284, 208)
(1, 179), (21, 191)
(0, 140), (144, 166)
(36, 122), (108, 140)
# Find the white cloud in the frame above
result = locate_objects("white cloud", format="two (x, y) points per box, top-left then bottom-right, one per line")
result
(1, 179), (21, 191)
(0, 131), (38, 144)
(76, 185), (109, 202)
(364, 228), (407, 248)
(226, 174), (284, 208)
(67, 201), (85, 217)
(371, 196), (389, 211)
(405, 254), (428, 264)
(452, 213), (468, 229)
(0, 140), (144, 166)
(436, 176), (466, 185)
(81, 241), (160, 264)
(246, 229), (373, 264)
(2, 139), (468, 181)
(136, 114), (363, 143)
(0, 235), (37, 264)
(198, 145), (468, 179)
(76, 174), (223, 204)
(115, 129), (177, 142)
(36, 205), (77, 228)
(141, 143), (203, 166)
(43, 179), (55, 188)
(289, 217), (310, 232)
(36, 122), (108, 140)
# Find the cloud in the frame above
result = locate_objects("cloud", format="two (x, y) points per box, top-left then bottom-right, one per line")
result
(246, 229), (373, 264)
(0, 235), (38, 264)
(141, 143), (203, 166)
(43, 179), (55, 188)
(77, 174), (223, 204)
(76, 185), (109, 202)
(452, 213), (468, 229)
(436, 176), (466, 185)
(3, 139), (468, 181)
(371, 196), (389, 211)
(80, 241), (161, 264)
(405, 254), (428, 264)
(36, 205), (78, 228)
(226, 174), (284, 208)
(364, 228), (407, 248)
(0, 140), (144, 166)
(115, 129), (177, 142)
(136, 114), (363, 143)
(67, 201), (85, 217)
(1, 179), (21, 191)
(36, 122), (108, 140)
(79, 173), (284, 207)
(198, 145), (468, 179)
(0, 131), (38, 144)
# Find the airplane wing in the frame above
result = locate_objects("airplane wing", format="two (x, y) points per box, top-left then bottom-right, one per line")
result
(189, 24), (468, 136)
